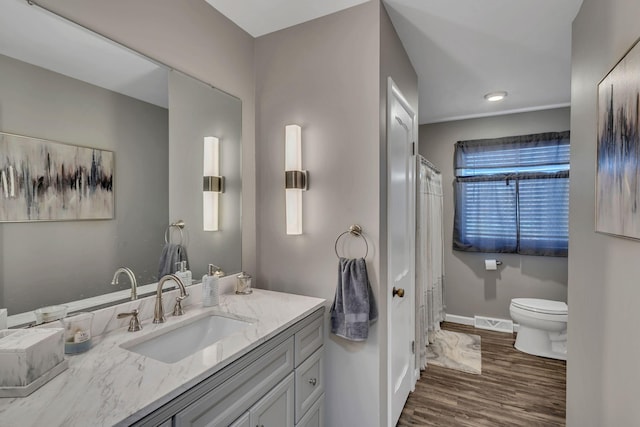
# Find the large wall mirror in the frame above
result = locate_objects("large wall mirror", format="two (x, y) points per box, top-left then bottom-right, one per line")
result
(0, 0), (242, 323)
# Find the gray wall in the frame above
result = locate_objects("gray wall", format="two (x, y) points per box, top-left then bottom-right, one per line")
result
(255, 1), (417, 425)
(419, 108), (570, 320)
(37, 0), (257, 275)
(255, 3), (381, 426)
(168, 71), (242, 278)
(0, 53), (168, 313)
(568, 0), (640, 424)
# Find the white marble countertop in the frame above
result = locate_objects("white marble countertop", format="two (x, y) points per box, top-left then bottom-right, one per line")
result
(0, 288), (325, 427)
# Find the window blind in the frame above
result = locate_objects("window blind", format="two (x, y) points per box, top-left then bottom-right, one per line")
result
(453, 131), (570, 257)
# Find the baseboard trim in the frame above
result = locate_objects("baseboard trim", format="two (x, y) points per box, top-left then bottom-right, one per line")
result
(445, 314), (474, 326)
(445, 313), (519, 333)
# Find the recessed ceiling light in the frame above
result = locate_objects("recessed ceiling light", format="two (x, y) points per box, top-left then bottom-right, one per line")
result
(484, 91), (508, 102)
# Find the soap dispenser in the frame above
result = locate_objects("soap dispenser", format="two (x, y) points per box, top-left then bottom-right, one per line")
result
(202, 264), (224, 307)
(175, 261), (192, 287)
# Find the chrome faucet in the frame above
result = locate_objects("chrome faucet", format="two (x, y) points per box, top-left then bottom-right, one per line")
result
(111, 267), (138, 301)
(153, 274), (189, 324)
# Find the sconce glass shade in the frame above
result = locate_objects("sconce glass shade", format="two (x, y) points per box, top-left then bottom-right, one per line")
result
(203, 136), (219, 231)
(285, 125), (303, 235)
(286, 189), (302, 235)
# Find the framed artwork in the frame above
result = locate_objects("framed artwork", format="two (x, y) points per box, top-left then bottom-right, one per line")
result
(596, 39), (640, 239)
(0, 132), (114, 222)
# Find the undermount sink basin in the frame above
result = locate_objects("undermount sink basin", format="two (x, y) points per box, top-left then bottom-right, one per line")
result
(121, 313), (254, 363)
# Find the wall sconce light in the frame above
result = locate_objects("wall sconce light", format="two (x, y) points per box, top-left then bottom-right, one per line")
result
(285, 124), (308, 235)
(203, 136), (224, 231)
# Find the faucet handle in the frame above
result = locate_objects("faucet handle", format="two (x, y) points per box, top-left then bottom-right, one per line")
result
(117, 309), (142, 332)
(173, 297), (185, 317)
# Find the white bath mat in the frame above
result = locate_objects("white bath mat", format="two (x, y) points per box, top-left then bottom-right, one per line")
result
(426, 329), (482, 375)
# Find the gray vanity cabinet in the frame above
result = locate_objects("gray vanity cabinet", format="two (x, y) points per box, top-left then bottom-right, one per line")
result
(228, 412), (250, 427)
(295, 348), (323, 424)
(250, 372), (295, 427)
(228, 372), (295, 427)
(129, 307), (324, 427)
(293, 318), (324, 427)
(173, 338), (295, 426)
(295, 395), (324, 427)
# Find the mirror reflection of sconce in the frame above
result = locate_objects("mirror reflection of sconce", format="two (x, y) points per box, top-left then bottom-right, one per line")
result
(285, 124), (308, 235)
(203, 136), (224, 231)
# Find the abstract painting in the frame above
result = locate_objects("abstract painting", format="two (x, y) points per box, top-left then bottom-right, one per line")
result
(0, 133), (113, 222)
(597, 39), (640, 239)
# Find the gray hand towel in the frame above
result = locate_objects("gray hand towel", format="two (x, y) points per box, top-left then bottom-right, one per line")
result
(330, 257), (378, 341)
(158, 243), (189, 278)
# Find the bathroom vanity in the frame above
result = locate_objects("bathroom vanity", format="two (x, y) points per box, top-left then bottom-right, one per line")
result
(0, 287), (325, 427)
(136, 305), (324, 427)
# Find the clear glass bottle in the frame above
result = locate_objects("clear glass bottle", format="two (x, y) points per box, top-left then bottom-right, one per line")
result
(175, 261), (192, 287)
(235, 272), (253, 295)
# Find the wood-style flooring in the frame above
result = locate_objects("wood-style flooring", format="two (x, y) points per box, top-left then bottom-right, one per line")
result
(398, 322), (566, 426)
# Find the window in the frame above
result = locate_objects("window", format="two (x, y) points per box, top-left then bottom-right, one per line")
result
(453, 131), (570, 257)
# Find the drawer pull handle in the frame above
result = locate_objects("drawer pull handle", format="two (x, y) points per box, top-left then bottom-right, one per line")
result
(308, 378), (317, 386)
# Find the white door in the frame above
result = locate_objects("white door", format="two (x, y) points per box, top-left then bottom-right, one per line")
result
(387, 77), (417, 426)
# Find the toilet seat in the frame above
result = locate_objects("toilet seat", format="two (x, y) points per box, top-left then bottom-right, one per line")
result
(511, 298), (567, 315)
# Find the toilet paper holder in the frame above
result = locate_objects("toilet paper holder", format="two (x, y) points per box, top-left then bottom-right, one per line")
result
(484, 259), (503, 270)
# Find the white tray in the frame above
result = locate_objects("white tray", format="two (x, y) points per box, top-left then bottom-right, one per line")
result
(0, 359), (68, 398)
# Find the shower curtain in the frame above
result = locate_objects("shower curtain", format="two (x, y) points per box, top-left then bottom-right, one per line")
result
(416, 156), (445, 370)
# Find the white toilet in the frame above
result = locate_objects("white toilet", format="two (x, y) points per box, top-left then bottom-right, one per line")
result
(509, 298), (568, 361)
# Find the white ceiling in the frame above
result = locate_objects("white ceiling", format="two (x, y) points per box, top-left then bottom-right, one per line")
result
(204, 0), (370, 38)
(1, 0), (583, 123)
(205, 0), (583, 124)
(0, 0), (168, 108)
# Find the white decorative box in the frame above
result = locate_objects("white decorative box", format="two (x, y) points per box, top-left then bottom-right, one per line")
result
(0, 328), (68, 397)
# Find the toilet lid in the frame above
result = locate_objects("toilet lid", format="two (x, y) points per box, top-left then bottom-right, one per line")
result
(511, 298), (568, 315)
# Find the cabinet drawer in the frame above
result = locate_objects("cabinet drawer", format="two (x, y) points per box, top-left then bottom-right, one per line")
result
(295, 394), (324, 427)
(294, 348), (324, 423)
(174, 337), (294, 427)
(294, 316), (323, 367)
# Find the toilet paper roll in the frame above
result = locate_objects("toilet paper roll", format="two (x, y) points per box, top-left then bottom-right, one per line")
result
(485, 259), (498, 271)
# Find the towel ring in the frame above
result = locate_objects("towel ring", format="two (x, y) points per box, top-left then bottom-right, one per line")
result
(334, 224), (369, 259)
(164, 220), (185, 245)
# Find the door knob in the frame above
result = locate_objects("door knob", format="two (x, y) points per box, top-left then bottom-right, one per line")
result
(392, 287), (405, 298)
